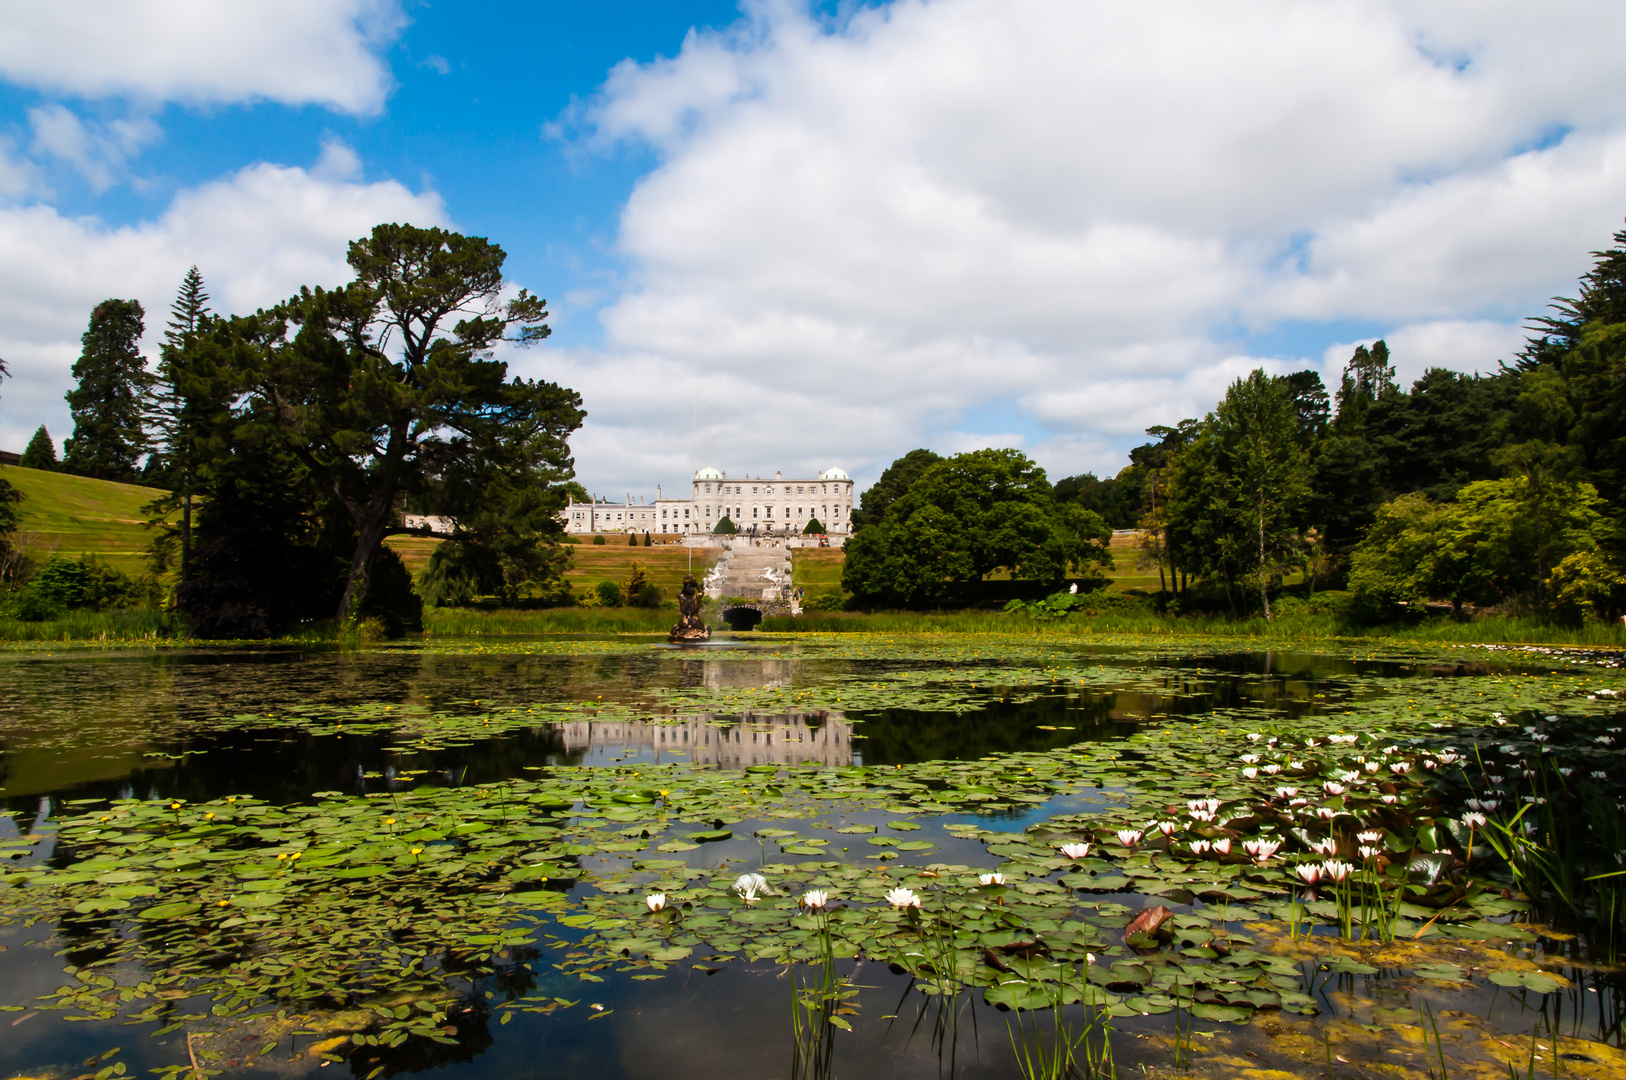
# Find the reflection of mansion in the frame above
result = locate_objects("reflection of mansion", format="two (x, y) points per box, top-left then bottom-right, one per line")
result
(558, 713), (854, 767)
(561, 467), (855, 537)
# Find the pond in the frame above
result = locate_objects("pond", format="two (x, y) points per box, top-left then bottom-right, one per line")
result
(1, 633), (1624, 1080)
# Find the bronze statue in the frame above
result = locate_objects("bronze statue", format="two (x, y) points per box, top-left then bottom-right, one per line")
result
(668, 572), (711, 643)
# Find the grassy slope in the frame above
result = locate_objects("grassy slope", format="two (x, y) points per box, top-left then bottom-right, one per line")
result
(385, 535), (723, 600)
(1, 465), (168, 576)
(790, 534), (1167, 597)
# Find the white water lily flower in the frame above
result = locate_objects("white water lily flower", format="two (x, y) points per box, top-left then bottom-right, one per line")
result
(1246, 733), (1262, 742)
(886, 887), (921, 909)
(1437, 752), (1460, 765)
(1422, 759), (1438, 770)
(1364, 762), (1381, 774)
(1237, 756), (1260, 767)
(733, 873), (770, 901)
(1338, 771), (1360, 784)
(1189, 809), (1215, 823)
(1310, 838), (1337, 857)
(1462, 812), (1487, 828)
(1288, 760), (1304, 771)
(1252, 839), (1282, 862)
(1381, 794), (1398, 805)
(1242, 767), (1259, 779)
(979, 873), (1005, 886)
(1202, 799), (1221, 812)
(1487, 775), (1505, 785)
(1357, 829), (1384, 843)
(1274, 786), (1299, 799)
(1156, 820), (1178, 836)
(1060, 842), (1092, 859)
(1213, 838), (1232, 855)
(1358, 845), (1380, 860)
(1323, 782), (1345, 796)
(801, 889), (831, 911)
(1295, 864), (1321, 885)
(1315, 807), (1337, 821)
(645, 893), (667, 912)
(1189, 839), (1212, 856)
(1321, 860), (1354, 881)
(1262, 764), (1282, 776)
(1115, 828), (1143, 847)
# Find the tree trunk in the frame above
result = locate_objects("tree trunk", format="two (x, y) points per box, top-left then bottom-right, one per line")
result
(179, 494), (191, 585)
(338, 511), (391, 624)
(1258, 490), (1272, 621)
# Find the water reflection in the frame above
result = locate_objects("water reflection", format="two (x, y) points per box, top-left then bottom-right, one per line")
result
(560, 712), (852, 767)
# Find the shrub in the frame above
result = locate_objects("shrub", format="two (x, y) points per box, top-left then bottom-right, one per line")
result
(635, 583), (664, 608)
(29, 555), (153, 611)
(804, 590), (848, 612)
(643, 533), (652, 547)
(1268, 590), (1355, 618)
(714, 516), (738, 535)
(594, 580), (622, 607)
(803, 517), (824, 534)
(628, 532), (638, 546)
(592, 535), (605, 545)
(3, 585), (59, 621)
(353, 546), (424, 636)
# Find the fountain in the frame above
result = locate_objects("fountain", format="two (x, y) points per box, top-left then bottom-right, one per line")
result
(668, 572), (712, 643)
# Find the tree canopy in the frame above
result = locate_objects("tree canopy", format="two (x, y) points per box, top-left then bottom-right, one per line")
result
(843, 448), (1111, 607)
(850, 448), (941, 530)
(63, 299), (152, 480)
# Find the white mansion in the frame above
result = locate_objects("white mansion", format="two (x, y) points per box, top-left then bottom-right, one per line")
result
(561, 467), (855, 537)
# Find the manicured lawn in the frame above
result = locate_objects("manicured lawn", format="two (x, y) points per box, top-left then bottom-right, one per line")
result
(387, 536), (725, 601)
(791, 548), (846, 590)
(1, 465), (170, 576)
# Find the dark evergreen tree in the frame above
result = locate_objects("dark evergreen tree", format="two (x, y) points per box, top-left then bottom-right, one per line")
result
(63, 299), (151, 480)
(21, 425), (56, 470)
(143, 267), (211, 583)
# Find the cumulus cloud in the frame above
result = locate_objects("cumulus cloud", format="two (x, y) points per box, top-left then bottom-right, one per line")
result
(540, 0), (1626, 494)
(0, 158), (447, 452)
(0, 0), (405, 114)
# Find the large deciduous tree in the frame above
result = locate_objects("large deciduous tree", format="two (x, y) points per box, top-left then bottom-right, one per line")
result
(842, 448), (1112, 607)
(63, 299), (152, 480)
(224, 223), (584, 624)
(851, 448), (941, 531)
(1169, 370), (1309, 618)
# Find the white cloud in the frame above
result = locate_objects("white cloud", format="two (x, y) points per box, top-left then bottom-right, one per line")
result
(0, 0), (405, 114)
(0, 157), (447, 453)
(29, 104), (161, 192)
(543, 0), (1626, 495)
(1323, 320), (1531, 388)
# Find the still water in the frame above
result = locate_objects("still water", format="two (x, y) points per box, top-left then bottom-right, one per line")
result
(0, 635), (1622, 1080)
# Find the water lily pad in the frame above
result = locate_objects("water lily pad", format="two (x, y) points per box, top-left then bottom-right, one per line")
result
(138, 901), (200, 920)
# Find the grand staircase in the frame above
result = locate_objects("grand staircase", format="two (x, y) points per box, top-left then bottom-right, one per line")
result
(707, 542), (794, 601)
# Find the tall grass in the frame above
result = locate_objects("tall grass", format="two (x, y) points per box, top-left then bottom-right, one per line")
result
(422, 607), (673, 636)
(759, 609), (1626, 647)
(0, 609), (182, 643)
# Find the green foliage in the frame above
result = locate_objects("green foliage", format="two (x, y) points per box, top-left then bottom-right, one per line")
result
(63, 299), (152, 480)
(842, 448), (1113, 608)
(592, 534), (606, 545)
(803, 517), (825, 534)
(209, 223), (581, 624)
(1169, 370), (1310, 617)
(803, 589), (848, 612)
(1545, 550), (1626, 624)
(24, 554), (154, 612)
(634, 583), (664, 608)
(1348, 475), (1607, 619)
(625, 561), (649, 601)
(21, 425), (56, 470)
(628, 531), (638, 546)
(851, 448), (940, 530)
(714, 515), (738, 535)
(352, 544), (423, 636)
(594, 580), (623, 607)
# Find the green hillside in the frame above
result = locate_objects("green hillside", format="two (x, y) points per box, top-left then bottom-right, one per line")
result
(1, 465), (168, 576)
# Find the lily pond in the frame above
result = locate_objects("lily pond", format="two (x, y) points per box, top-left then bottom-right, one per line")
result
(3, 635), (1626, 1080)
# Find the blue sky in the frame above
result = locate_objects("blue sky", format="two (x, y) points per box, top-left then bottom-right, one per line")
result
(0, 1), (1623, 496)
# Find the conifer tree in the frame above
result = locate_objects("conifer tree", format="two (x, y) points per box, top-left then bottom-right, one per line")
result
(145, 267), (211, 582)
(21, 425), (56, 470)
(63, 299), (151, 480)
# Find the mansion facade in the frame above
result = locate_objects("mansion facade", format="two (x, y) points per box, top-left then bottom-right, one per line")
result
(561, 466), (855, 536)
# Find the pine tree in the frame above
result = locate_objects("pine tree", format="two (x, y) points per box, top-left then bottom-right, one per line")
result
(145, 268), (211, 582)
(63, 299), (151, 480)
(21, 425), (56, 470)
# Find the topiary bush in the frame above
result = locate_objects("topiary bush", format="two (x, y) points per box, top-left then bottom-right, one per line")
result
(594, 580), (622, 606)
(592, 535), (605, 545)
